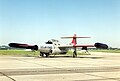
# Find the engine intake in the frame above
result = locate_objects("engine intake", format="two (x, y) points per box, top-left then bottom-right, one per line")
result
(94, 43), (108, 49)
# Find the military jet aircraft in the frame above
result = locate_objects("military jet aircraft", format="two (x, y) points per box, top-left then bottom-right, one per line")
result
(9, 34), (108, 58)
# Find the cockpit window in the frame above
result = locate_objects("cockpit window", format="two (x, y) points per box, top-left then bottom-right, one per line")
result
(51, 39), (59, 42)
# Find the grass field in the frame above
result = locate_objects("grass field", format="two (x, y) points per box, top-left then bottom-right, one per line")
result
(0, 49), (120, 56)
(0, 50), (39, 56)
(0, 50), (89, 56)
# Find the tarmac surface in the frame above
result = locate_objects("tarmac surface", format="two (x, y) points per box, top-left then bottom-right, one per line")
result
(0, 52), (120, 81)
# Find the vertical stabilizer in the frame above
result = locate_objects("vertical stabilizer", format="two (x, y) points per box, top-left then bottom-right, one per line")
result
(71, 34), (77, 45)
(61, 34), (90, 46)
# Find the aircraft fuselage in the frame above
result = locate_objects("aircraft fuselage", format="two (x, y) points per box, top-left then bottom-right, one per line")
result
(39, 39), (68, 57)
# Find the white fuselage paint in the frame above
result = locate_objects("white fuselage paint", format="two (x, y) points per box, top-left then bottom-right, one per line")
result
(39, 39), (68, 54)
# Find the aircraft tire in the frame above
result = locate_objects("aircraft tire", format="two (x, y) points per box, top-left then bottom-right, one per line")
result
(45, 53), (49, 57)
(40, 52), (44, 57)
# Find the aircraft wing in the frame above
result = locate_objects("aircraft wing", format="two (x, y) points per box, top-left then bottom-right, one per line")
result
(58, 43), (108, 49)
(58, 44), (94, 48)
(74, 45), (94, 47)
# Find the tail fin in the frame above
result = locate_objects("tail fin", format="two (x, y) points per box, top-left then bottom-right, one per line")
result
(71, 37), (77, 45)
(61, 34), (90, 46)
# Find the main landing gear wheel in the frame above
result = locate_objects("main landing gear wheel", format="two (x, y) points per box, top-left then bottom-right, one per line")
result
(40, 52), (49, 57)
(45, 53), (49, 57)
(40, 52), (44, 57)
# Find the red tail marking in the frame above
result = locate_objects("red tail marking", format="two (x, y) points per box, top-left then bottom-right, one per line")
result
(71, 34), (77, 45)
(71, 38), (76, 45)
(61, 34), (91, 46)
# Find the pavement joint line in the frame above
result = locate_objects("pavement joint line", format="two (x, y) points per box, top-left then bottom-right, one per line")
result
(74, 78), (120, 81)
(85, 73), (120, 81)
(0, 72), (16, 81)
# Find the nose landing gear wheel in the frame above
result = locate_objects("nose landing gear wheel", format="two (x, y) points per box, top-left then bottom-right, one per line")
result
(40, 52), (44, 57)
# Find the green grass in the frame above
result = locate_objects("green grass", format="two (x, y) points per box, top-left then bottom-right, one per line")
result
(90, 49), (120, 53)
(0, 50), (39, 56)
(0, 50), (90, 56)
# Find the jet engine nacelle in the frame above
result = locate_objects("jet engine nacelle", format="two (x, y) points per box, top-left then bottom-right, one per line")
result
(94, 43), (108, 49)
(9, 43), (38, 50)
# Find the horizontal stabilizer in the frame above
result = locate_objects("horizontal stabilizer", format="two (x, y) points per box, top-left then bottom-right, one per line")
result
(9, 43), (38, 50)
(61, 37), (91, 38)
(94, 43), (108, 49)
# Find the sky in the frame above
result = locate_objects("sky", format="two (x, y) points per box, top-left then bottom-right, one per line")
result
(0, 0), (120, 48)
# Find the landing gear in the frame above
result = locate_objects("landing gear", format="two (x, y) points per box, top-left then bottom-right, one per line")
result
(81, 46), (90, 55)
(40, 52), (49, 57)
(45, 53), (49, 57)
(40, 52), (44, 57)
(85, 50), (91, 55)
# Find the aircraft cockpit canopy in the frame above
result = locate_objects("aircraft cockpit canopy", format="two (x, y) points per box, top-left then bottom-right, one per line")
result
(45, 39), (59, 44)
(51, 39), (59, 42)
(45, 41), (53, 44)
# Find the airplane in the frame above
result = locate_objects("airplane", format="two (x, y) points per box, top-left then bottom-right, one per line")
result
(8, 34), (108, 58)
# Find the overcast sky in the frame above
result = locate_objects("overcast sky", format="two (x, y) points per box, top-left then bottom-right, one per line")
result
(0, 0), (120, 48)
